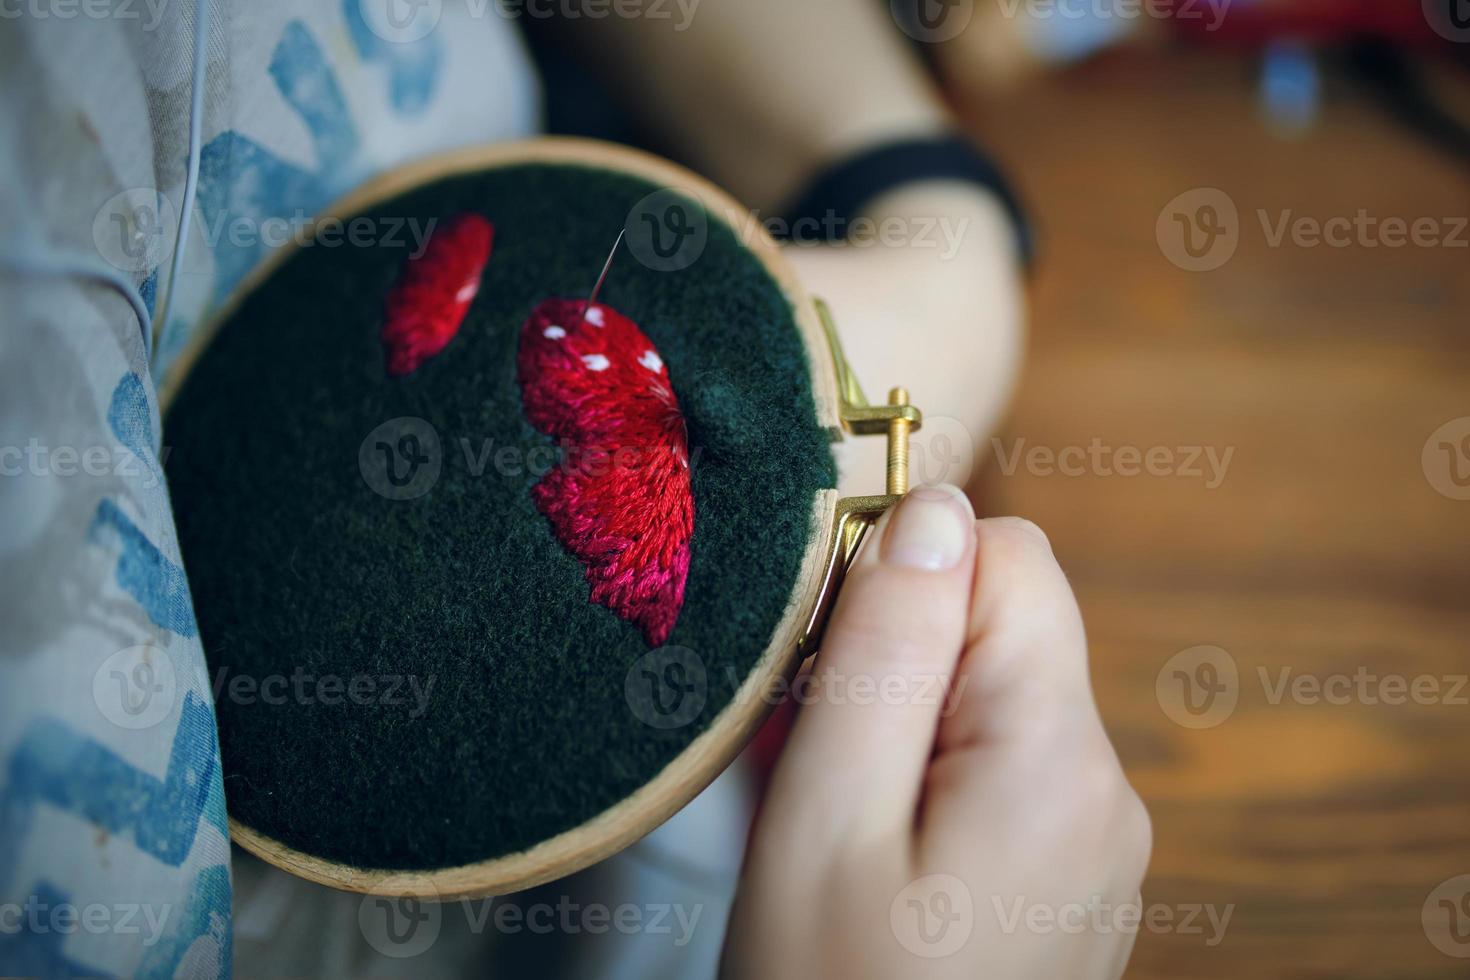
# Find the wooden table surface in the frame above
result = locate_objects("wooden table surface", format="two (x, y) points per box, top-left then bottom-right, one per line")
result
(962, 48), (1470, 979)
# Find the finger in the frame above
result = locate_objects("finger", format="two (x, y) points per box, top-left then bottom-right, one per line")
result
(916, 519), (1152, 957)
(760, 483), (977, 849)
(921, 516), (1126, 838)
(942, 517), (1098, 752)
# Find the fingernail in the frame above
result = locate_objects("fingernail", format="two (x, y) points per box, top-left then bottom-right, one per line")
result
(881, 484), (974, 570)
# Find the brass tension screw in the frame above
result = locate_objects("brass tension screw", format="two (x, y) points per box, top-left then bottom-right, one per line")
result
(886, 387), (911, 496)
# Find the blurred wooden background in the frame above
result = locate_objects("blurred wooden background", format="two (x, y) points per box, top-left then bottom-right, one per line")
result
(966, 48), (1470, 979)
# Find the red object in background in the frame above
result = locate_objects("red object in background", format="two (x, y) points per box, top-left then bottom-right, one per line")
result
(517, 298), (694, 647)
(382, 212), (494, 376)
(1167, 0), (1450, 47)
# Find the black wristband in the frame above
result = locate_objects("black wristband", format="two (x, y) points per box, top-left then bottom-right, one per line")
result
(778, 134), (1035, 269)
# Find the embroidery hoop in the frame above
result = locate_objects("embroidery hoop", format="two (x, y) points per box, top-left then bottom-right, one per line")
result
(162, 137), (920, 899)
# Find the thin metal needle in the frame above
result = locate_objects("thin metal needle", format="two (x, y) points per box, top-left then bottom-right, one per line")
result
(582, 228), (625, 320)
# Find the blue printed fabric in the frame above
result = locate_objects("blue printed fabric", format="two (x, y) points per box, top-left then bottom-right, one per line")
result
(0, 3), (538, 976)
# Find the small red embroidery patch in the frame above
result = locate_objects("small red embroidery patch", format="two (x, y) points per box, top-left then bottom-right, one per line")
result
(517, 299), (694, 646)
(381, 212), (493, 376)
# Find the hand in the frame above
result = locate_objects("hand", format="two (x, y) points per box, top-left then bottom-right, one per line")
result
(782, 182), (1025, 498)
(722, 486), (1151, 979)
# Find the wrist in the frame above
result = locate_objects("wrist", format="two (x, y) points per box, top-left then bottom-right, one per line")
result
(777, 135), (1035, 270)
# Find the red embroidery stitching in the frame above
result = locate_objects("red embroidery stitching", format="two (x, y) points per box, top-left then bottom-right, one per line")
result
(517, 299), (694, 646)
(381, 213), (493, 376)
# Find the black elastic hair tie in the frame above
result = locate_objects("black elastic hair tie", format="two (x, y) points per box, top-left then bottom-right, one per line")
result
(778, 134), (1035, 270)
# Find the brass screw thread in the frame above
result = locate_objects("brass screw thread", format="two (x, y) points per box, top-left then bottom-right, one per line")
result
(886, 387), (910, 496)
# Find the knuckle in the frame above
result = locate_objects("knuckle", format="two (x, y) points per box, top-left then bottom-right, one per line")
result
(1117, 787), (1154, 882)
(828, 565), (966, 655)
(981, 516), (1052, 555)
(821, 612), (939, 672)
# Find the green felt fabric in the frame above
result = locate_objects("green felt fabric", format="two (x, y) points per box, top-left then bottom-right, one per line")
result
(164, 163), (837, 871)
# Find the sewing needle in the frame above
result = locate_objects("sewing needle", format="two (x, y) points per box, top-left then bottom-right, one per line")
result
(581, 228), (625, 322)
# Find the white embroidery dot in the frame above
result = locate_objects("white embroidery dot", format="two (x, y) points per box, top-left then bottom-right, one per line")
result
(582, 353), (611, 372)
(584, 307), (605, 327)
(639, 350), (664, 372)
(454, 281), (479, 303)
(543, 325), (567, 339)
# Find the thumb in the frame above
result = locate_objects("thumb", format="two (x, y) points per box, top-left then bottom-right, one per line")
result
(759, 483), (977, 849)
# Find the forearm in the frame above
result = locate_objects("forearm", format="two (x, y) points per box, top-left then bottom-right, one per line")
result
(551, 0), (952, 210)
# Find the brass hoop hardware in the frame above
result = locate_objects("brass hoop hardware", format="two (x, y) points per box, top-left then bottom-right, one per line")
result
(797, 299), (923, 658)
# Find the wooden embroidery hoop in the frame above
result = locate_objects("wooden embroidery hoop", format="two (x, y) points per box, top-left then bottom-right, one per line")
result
(162, 137), (921, 899)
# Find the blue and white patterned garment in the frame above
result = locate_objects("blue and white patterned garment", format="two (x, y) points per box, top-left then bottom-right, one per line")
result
(0, 3), (537, 976)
